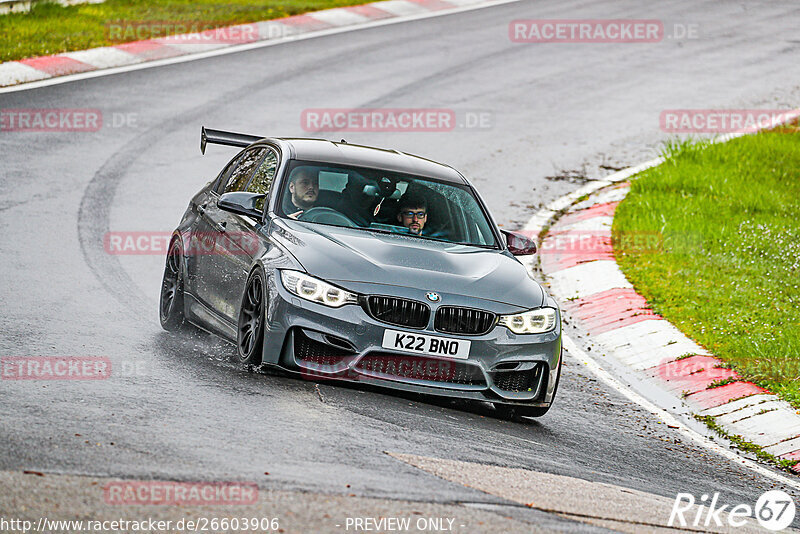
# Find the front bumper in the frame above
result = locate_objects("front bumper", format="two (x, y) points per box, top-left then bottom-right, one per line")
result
(262, 276), (562, 406)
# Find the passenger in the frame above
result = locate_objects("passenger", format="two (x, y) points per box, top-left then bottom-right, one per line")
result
(283, 168), (319, 219)
(396, 192), (429, 235)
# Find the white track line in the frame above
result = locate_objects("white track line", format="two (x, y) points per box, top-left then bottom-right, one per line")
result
(0, 0), (523, 95)
(562, 334), (800, 491)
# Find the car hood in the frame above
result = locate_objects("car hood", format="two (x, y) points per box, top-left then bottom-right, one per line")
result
(270, 220), (544, 309)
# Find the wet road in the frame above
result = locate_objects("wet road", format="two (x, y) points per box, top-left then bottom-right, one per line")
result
(2, 0), (800, 530)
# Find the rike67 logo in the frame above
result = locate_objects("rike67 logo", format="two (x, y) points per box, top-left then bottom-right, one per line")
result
(669, 490), (796, 531)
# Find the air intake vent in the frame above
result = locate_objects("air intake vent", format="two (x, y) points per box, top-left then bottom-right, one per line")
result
(355, 352), (486, 386)
(492, 364), (544, 393)
(434, 306), (496, 335)
(294, 329), (353, 367)
(364, 296), (430, 329)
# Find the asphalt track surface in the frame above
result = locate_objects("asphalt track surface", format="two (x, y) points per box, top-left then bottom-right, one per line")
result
(2, 0), (800, 531)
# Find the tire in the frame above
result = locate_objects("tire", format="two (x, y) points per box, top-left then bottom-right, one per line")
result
(237, 267), (267, 366)
(159, 239), (187, 331)
(494, 357), (562, 419)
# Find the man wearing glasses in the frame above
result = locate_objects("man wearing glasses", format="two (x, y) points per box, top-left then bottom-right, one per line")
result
(396, 192), (429, 235)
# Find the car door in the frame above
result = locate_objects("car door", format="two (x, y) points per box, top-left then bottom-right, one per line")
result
(196, 146), (268, 320)
(188, 150), (243, 310)
(210, 147), (281, 324)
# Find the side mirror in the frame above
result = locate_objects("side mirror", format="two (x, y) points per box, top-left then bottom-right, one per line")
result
(502, 229), (537, 256)
(218, 192), (265, 219)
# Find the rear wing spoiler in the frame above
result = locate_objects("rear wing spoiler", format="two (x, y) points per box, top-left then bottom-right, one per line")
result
(200, 126), (263, 154)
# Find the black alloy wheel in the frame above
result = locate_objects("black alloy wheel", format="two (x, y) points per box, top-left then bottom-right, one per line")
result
(237, 268), (266, 366)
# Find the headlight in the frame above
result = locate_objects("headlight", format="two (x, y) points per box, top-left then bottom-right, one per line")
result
(279, 270), (359, 308)
(498, 307), (558, 334)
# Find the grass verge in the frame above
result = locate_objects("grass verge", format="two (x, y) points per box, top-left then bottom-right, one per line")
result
(613, 129), (800, 409)
(695, 415), (799, 473)
(0, 0), (376, 63)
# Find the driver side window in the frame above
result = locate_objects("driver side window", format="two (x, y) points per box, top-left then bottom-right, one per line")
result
(214, 151), (243, 194)
(245, 149), (279, 211)
(222, 147), (266, 194)
(246, 150), (278, 195)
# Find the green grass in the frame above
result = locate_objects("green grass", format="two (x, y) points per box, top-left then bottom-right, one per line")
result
(0, 0), (374, 63)
(695, 415), (799, 473)
(613, 130), (800, 409)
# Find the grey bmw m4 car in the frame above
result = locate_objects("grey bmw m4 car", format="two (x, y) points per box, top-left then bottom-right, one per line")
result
(160, 127), (562, 417)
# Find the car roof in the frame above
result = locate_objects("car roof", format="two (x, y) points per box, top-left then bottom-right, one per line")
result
(266, 138), (468, 184)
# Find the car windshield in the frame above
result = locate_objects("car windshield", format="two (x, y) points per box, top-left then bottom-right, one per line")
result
(277, 160), (498, 248)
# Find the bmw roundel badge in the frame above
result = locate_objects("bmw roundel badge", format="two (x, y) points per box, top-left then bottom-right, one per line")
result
(426, 292), (441, 302)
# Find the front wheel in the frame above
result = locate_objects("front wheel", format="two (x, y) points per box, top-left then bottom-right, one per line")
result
(237, 268), (267, 366)
(159, 239), (187, 331)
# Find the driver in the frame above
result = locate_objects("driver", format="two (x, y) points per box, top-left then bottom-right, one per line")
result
(283, 168), (319, 219)
(396, 192), (428, 235)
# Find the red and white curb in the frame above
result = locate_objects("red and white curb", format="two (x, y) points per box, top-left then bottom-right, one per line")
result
(0, 0), (511, 89)
(520, 111), (800, 476)
(539, 182), (800, 473)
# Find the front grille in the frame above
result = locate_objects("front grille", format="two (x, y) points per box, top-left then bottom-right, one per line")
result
(492, 365), (544, 392)
(355, 352), (485, 386)
(434, 306), (496, 335)
(364, 296), (430, 329)
(294, 329), (352, 367)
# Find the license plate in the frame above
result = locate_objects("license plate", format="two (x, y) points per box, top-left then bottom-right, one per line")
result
(381, 329), (470, 360)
